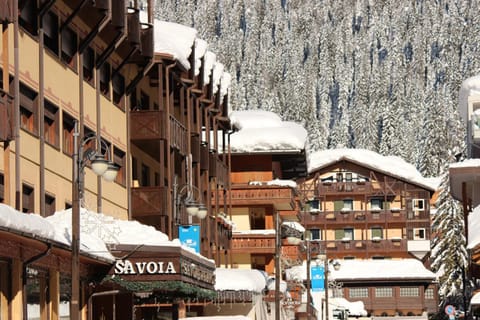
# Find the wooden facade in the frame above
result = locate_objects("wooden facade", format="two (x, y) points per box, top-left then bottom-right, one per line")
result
(0, 1), (231, 319)
(294, 153), (439, 317)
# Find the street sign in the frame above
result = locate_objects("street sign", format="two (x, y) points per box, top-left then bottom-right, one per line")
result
(178, 224), (200, 253)
(311, 265), (325, 292)
(445, 305), (455, 316)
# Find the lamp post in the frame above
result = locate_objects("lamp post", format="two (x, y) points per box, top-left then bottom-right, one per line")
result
(71, 120), (119, 320)
(173, 175), (208, 225)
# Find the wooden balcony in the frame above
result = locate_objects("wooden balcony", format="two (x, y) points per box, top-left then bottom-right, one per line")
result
(231, 232), (275, 254)
(324, 238), (407, 257)
(130, 110), (165, 141)
(214, 184), (296, 210)
(0, 89), (13, 142)
(209, 153), (229, 186)
(131, 186), (168, 218)
(169, 115), (188, 155)
(303, 209), (408, 227)
(318, 181), (398, 196)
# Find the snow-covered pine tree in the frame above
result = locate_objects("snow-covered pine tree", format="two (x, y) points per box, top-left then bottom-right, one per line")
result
(431, 150), (467, 311)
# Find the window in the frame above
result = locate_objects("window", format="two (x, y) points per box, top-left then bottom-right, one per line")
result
(349, 288), (368, 298)
(345, 172), (352, 182)
(343, 199), (353, 210)
(336, 172), (343, 182)
(371, 198), (382, 210)
(61, 25), (78, 69)
(45, 194), (55, 217)
(100, 62), (110, 96)
(43, 11), (59, 55)
(62, 112), (75, 155)
(413, 228), (426, 240)
(22, 184), (34, 213)
(132, 157), (138, 184)
(371, 227), (383, 240)
(375, 287), (393, 297)
(19, 83), (38, 135)
(335, 228), (354, 240)
(425, 288), (434, 299)
(400, 287), (419, 297)
(19, 1), (38, 36)
(26, 267), (49, 320)
(113, 147), (126, 186)
(307, 199), (321, 213)
(309, 229), (321, 240)
(412, 199), (425, 211)
(141, 163), (150, 186)
(44, 100), (59, 147)
(112, 73), (125, 108)
(83, 47), (95, 84)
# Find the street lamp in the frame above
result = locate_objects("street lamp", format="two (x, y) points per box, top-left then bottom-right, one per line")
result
(71, 120), (119, 320)
(173, 175), (208, 224)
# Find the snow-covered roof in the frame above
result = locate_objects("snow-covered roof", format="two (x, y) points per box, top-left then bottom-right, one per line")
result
(0, 204), (114, 261)
(152, 20), (197, 69)
(468, 205), (480, 249)
(308, 148), (438, 191)
(214, 268), (267, 292)
(229, 110), (308, 154)
(140, 11), (230, 99)
(450, 158), (480, 169)
(0, 204), (213, 265)
(458, 75), (480, 123)
(285, 259), (436, 282)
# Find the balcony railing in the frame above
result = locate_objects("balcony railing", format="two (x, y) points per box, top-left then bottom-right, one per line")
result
(231, 232), (275, 254)
(130, 110), (165, 140)
(131, 186), (168, 218)
(0, 89), (13, 142)
(303, 209), (408, 226)
(169, 115), (188, 155)
(324, 238), (407, 255)
(214, 184), (296, 210)
(209, 152), (229, 186)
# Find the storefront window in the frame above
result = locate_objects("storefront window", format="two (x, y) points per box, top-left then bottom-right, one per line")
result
(60, 274), (72, 319)
(26, 267), (48, 320)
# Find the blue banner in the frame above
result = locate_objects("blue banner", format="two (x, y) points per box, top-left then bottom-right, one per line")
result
(178, 225), (200, 253)
(311, 265), (325, 292)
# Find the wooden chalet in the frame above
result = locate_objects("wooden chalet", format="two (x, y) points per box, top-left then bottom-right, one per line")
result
(295, 149), (439, 317)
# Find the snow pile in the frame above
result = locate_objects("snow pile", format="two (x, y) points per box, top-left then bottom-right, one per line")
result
(215, 268), (267, 292)
(328, 297), (368, 317)
(309, 148), (438, 191)
(229, 110), (308, 153)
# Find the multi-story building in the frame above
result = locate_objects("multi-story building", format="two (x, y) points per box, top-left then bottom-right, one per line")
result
(0, 1), (234, 319)
(451, 76), (480, 316)
(212, 110), (308, 318)
(296, 148), (439, 317)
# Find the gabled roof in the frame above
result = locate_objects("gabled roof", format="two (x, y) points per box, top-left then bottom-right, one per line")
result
(308, 148), (438, 192)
